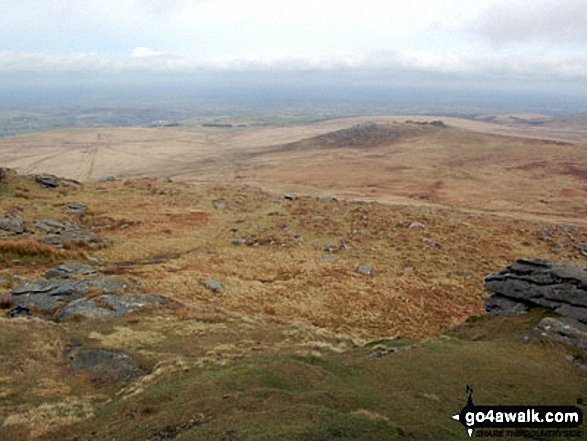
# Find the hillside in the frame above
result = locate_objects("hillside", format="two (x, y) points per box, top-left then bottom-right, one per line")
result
(1, 169), (586, 439)
(1, 117), (586, 226)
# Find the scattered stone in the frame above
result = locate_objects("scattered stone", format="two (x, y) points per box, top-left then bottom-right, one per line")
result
(312, 215), (326, 221)
(0, 214), (26, 234)
(66, 202), (88, 215)
(284, 194), (297, 201)
(0, 278), (7, 286)
(409, 221), (426, 229)
(318, 196), (338, 202)
(35, 174), (59, 188)
(45, 262), (101, 279)
(32, 219), (66, 233)
(59, 293), (169, 321)
(357, 266), (373, 276)
(204, 279), (223, 292)
(213, 201), (226, 210)
(70, 349), (146, 383)
(324, 244), (337, 253)
(40, 224), (109, 249)
(321, 255), (340, 262)
(369, 345), (412, 358)
(92, 176), (116, 183)
(294, 235), (305, 242)
(404, 267), (415, 272)
(158, 177), (173, 183)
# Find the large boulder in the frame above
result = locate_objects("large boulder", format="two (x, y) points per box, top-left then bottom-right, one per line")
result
(485, 259), (587, 355)
(484, 259), (587, 316)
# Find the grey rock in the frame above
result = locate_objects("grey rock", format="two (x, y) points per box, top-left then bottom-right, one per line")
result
(92, 176), (116, 183)
(0, 214), (26, 234)
(11, 277), (126, 314)
(318, 195), (338, 202)
(324, 244), (337, 253)
(59, 294), (169, 321)
(213, 201), (226, 210)
(527, 317), (587, 354)
(32, 219), (66, 233)
(369, 345), (412, 358)
(0, 278), (7, 286)
(484, 259), (587, 313)
(66, 202), (88, 215)
(45, 262), (101, 279)
(294, 235), (305, 242)
(284, 194), (297, 201)
(486, 294), (530, 316)
(312, 215), (326, 221)
(35, 174), (59, 188)
(204, 279), (223, 292)
(70, 349), (145, 382)
(41, 225), (109, 249)
(409, 221), (426, 229)
(321, 255), (340, 262)
(357, 265), (373, 276)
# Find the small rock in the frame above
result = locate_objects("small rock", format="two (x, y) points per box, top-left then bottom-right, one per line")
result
(66, 202), (88, 215)
(35, 174), (59, 188)
(357, 266), (373, 276)
(294, 235), (305, 242)
(312, 215), (326, 221)
(409, 221), (426, 229)
(59, 293), (169, 320)
(158, 177), (173, 183)
(324, 244), (337, 253)
(321, 255), (340, 262)
(0, 214), (26, 234)
(369, 345), (412, 358)
(213, 201), (226, 210)
(32, 219), (66, 233)
(284, 194), (297, 201)
(318, 196), (338, 202)
(92, 176), (116, 183)
(404, 267), (415, 272)
(45, 262), (101, 279)
(204, 279), (223, 292)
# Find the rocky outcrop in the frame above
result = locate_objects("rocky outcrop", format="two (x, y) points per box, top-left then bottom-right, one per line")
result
(484, 259), (587, 316)
(9, 262), (172, 321)
(485, 259), (587, 354)
(11, 277), (126, 314)
(32, 220), (110, 248)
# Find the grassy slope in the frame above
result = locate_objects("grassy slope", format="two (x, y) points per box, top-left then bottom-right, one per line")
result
(0, 171), (586, 440)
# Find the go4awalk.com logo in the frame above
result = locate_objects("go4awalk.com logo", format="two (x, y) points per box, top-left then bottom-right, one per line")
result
(452, 386), (584, 438)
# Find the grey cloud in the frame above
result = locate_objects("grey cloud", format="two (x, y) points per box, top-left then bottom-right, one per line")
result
(472, 0), (587, 46)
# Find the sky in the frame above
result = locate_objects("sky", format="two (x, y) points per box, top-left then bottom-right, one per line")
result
(1, 0), (587, 103)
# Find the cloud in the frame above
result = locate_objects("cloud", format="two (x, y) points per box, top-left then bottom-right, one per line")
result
(131, 47), (163, 58)
(471, 0), (587, 46)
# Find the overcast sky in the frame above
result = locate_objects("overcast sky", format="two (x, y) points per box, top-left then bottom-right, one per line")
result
(1, 0), (586, 96)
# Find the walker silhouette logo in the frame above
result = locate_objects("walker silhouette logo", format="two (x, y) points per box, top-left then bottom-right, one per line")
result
(451, 386), (584, 438)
